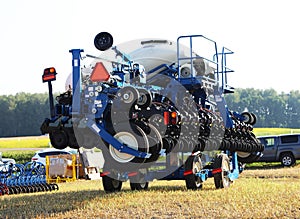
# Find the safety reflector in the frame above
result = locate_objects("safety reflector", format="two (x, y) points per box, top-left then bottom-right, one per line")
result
(212, 168), (222, 175)
(164, 112), (169, 125)
(90, 62), (110, 82)
(128, 172), (138, 177)
(183, 170), (193, 176)
(100, 171), (110, 177)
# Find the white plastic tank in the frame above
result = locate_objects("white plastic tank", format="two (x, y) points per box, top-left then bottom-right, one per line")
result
(128, 40), (184, 72)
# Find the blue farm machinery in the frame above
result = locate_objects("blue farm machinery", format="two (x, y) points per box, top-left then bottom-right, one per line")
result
(40, 32), (264, 192)
(0, 161), (58, 195)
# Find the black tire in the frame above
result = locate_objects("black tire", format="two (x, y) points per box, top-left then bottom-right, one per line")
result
(50, 130), (68, 149)
(241, 112), (256, 125)
(137, 89), (152, 109)
(213, 154), (231, 189)
(130, 182), (149, 191)
(102, 175), (122, 193)
(94, 32), (113, 51)
(143, 123), (162, 163)
(50, 183), (59, 190)
(102, 122), (149, 172)
(280, 153), (295, 167)
(237, 151), (261, 163)
(129, 168), (149, 190)
(184, 155), (203, 190)
(67, 130), (79, 149)
(250, 113), (257, 125)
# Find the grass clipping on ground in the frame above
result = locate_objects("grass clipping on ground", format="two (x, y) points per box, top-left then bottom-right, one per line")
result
(1, 166), (300, 219)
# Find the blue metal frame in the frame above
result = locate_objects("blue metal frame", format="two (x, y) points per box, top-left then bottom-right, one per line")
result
(69, 49), (84, 115)
(86, 119), (151, 159)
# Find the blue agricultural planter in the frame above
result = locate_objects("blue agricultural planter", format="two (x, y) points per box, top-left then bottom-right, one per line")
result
(40, 32), (264, 192)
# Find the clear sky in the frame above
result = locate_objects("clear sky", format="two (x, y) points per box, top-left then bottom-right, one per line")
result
(0, 0), (299, 95)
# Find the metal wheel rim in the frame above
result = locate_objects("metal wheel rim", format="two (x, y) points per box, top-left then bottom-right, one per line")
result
(222, 157), (230, 187)
(282, 156), (292, 166)
(137, 89), (151, 107)
(122, 90), (135, 104)
(193, 156), (202, 187)
(109, 131), (139, 163)
(237, 151), (251, 158)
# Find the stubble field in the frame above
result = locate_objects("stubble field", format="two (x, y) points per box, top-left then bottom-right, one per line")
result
(0, 165), (300, 219)
(1, 128), (300, 218)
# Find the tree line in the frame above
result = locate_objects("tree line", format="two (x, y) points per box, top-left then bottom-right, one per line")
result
(0, 93), (50, 137)
(225, 88), (300, 128)
(0, 88), (299, 137)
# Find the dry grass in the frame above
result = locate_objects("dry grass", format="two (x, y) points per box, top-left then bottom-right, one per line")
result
(1, 130), (300, 218)
(243, 164), (300, 179)
(1, 166), (300, 219)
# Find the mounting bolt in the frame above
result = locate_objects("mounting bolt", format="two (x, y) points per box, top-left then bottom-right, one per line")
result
(123, 93), (129, 100)
(92, 108), (97, 114)
(96, 86), (102, 92)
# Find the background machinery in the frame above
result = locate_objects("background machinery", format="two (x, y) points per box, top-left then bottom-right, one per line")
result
(41, 32), (264, 192)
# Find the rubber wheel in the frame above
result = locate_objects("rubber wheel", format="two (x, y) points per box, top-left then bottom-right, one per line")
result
(67, 130), (79, 149)
(116, 86), (139, 105)
(250, 113), (257, 125)
(102, 175), (122, 193)
(94, 32), (113, 51)
(280, 153), (295, 167)
(241, 112), (256, 125)
(137, 89), (152, 109)
(130, 182), (149, 191)
(101, 122), (150, 173)
(237, 151), (261, 163)
(109, 125), (149, 164)
(75, 128), (99, 149)
(143, 123), (162, 163)
(213, 154), (231, 189)
(184, 155), (203, 190)
(49, 130), (68, 149)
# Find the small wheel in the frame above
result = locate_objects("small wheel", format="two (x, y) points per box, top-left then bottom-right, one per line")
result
(109, 125), (149, 164)
(250, 113), (257, 125)
(50, 183), (59, 190)
(137, 89), (152, 109)
(50, 130), (68, 149)
(241, 112), (256, 125)
(102, 122), (150, 173)
(102, 175), (122, 193)
(67, 131), (79, 149)
(237, 151), (261, 163)
(94, 32), (113, 51)
(130, 182), (149, 191)
(116, 86), (139, 105)
(184, 155), (203, 190)
(213, 154), (231, 189)
(143, 123), (162, 163)
(129, 168), (149, 190)
(75, 128), (99, 149)
(280, 153), (295, 167)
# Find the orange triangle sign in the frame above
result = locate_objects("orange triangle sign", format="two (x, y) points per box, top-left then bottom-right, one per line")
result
(90, 62), (110, 82)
